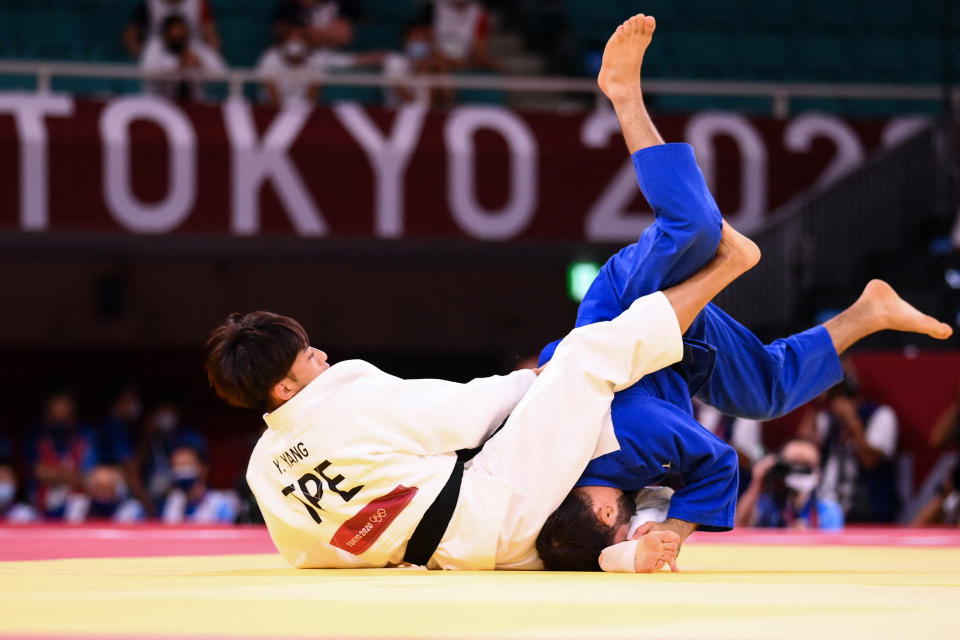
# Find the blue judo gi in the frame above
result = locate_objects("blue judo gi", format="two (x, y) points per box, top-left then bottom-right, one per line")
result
(540, 144), (843, 531)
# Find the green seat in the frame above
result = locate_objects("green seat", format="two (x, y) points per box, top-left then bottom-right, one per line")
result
(736, 34), (792, 80)
(670, 33), (737, 79)
(618, 0), (682, 29)
(561, 0), (623, 46)
(852, 38), (910, 83)
(679, 0), (744, 34)
(793, 35), (856, 82)
(350, 23), (402, 52)
(797, 0), (859, 35)
(640, 30), (675, 78)
(739, 0), (799, 35)
(363, 0), (419, 23)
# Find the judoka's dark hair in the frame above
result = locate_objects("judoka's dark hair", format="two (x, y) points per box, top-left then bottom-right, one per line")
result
(204, 311), (309, 413)
(536, 489), (628, 571)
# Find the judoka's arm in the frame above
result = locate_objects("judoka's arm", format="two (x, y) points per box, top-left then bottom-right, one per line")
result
(375, 369), (538, 455)
(693, 305), (843, 420)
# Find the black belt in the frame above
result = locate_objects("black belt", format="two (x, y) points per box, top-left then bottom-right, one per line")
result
(403, 459), (464, 566)
(402, 417), (507, 566)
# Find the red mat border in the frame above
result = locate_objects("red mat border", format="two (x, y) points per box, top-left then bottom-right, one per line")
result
(2, 524), (959, 562)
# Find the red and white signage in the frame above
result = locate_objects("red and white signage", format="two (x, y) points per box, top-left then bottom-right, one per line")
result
(0, 94), (930, 241)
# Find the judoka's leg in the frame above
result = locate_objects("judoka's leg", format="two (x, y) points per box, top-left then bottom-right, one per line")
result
(456, 225), (759, 569)
(574, 14), (722, 329)
(695, 280), (953, 420)
(824, 279), (952, 350)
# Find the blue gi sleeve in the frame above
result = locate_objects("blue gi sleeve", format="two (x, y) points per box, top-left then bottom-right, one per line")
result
(578, 395), (739, 531)
(689, 304), (844, 420)
(575, 143), (723, 327)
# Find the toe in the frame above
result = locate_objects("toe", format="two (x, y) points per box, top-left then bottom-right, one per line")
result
(937, 323), (954, 339)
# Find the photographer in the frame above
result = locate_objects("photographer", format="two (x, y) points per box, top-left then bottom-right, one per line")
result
(799, 366), (900, 523)
(735, 439), (844, 530)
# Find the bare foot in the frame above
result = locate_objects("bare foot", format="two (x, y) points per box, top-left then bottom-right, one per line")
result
(715, 220), (761, 274)
(858, 279), (953, 340)
(597, 13), (656, 103)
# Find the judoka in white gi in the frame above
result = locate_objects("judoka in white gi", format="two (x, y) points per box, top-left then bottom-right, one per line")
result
(205, 225), (762, 571)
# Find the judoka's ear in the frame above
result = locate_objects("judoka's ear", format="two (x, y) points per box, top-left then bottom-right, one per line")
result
(595, 502), (619, 528)
(271, 377), (297, 405)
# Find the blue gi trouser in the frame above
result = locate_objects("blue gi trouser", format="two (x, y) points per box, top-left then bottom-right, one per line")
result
(540, 144), (843, 530)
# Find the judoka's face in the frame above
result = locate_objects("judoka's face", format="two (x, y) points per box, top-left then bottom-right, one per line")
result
(288, 347), (330, 387)
(271, 347), (330, 406)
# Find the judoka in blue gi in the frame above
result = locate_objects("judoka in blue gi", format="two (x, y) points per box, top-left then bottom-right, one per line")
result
(535, 13), (953, 572)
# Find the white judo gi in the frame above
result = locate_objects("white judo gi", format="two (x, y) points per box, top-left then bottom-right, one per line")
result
(246, 291), (683, 570)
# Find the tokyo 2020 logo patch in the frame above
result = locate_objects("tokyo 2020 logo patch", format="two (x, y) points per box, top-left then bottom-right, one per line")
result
(330, 486), (418, 555)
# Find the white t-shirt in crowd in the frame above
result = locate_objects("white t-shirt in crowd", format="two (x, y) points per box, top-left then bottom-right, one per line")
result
(140, 38), (226, 100)
(256, 45), (356, 108)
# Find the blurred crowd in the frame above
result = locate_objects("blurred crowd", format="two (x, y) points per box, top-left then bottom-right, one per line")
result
(5, 355), (959, 529)
(0, 383), (240, 525)
(121, 0), (499, 107)
(712, 358), (960, 531)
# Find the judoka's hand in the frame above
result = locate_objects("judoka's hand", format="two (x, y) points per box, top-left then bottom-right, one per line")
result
(632, 530), (680, 572)
(632, 518), (697, 546)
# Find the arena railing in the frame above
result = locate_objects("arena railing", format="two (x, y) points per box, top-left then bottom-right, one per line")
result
(714, 118), (953, 336)
(0, 60), (956, 117)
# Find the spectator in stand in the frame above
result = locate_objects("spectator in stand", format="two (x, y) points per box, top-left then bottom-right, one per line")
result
(133, 393), (207, 515)
(123, 0), (220, 59)
(913, 378), (960, 526)
(258, 24), (324, 108)
(413, 0), (500, 71)
(383, 23), (452, 106)
(913, 461), (960, 526)
(27, 389), (97, 520)
(65, 465), (144, 523)
(736, 439), (844, 530)
(0, 439), (37, 523)
(257, 21), (382, 108)
(273, 0), (360, 51)
(798, 363), (900, 523)
(95, 380), (141, 467)
(160, 445), (238, 524)
(929, 377), (960, 450)
(141, 15), (226, 102)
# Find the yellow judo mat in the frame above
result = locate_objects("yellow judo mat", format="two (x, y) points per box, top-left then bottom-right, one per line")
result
(2, 541), (959, 640)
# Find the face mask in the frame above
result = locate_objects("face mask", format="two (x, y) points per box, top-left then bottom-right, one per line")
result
(0, 482), (15, 506)
(153, 410), (178, 433)
(167, 39), (187, 55)
(89, 499), (120, 518)
(283, 39), (308, 60)
(406, 41), (431, 61)
(785, 472), (819, 495)
(172, 465), (201, 492)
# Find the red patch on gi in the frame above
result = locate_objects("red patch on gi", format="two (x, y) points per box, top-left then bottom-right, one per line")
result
(330, 485), (418, 555)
